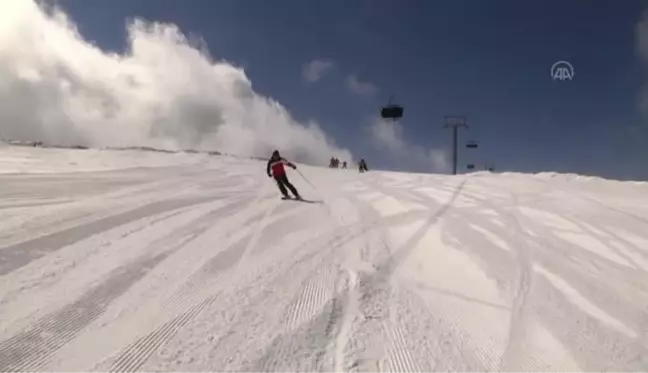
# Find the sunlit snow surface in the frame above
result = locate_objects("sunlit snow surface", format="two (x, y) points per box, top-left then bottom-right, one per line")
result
(1, 145), (648, 371)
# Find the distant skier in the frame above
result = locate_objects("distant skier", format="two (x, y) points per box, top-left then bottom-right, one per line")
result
(359, 158), (368, 173)
(267, 150), (301, 199)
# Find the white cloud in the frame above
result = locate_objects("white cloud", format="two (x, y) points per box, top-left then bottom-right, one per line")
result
(369, 117), (405, 152)
(428, 148), (449, 172)
(347, 74), (377, 96)
(638, 10), (648, 59)
(368, 117), (449, 173)
(302, 59), (334, 83)
(0, 1), (352, 165)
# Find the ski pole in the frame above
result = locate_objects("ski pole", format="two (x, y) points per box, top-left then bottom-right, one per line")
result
(296, 169), (317, 189)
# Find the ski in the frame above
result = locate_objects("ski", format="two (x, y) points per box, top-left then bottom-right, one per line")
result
(280, 196), (322, 204)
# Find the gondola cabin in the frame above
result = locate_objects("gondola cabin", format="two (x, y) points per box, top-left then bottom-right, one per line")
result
(466, 141), (478, 149)
(381, 104), (403, 120)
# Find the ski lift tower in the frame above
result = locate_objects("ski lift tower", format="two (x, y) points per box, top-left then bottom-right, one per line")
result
(444, 115), (468, 175)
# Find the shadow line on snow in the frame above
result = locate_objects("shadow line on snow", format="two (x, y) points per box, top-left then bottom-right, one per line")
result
(440, 184), (648, 371)
(411, 281), (510, 312)
(374, 179), (468, 279)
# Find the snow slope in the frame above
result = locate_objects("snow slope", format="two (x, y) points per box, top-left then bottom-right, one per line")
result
(1, 145), (648, 371)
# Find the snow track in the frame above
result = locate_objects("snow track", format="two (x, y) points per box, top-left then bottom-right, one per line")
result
(1, 147), (648, 371)
(0, 252), (169, 372)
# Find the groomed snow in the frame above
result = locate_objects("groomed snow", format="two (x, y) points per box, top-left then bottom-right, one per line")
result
(1, 145), (648, 371)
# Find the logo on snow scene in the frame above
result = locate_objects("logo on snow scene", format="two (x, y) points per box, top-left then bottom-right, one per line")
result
(551, 60), (574, 81)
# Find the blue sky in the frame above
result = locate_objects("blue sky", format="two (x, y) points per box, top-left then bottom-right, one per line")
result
(54, 0), (648, 180)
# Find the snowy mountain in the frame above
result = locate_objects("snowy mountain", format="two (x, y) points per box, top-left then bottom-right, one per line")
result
(1, 145), (647, 371)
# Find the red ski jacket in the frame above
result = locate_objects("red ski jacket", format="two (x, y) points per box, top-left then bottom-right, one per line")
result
(267, 156), (295, 178)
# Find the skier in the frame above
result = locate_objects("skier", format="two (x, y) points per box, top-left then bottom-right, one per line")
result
(359, 158), (368, 173)
(266, 150), (301, 199)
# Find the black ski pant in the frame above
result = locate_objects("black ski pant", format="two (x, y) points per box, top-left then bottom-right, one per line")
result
(274, 174), (299, 198)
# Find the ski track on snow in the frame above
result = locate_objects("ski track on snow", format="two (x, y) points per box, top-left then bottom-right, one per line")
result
(0, 166), (258, 371)
(105, 198), (264, 372)
(94, 176), (286, 370)
(1, 148), (648, 371)
(111, 183), (340, 371)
